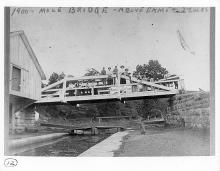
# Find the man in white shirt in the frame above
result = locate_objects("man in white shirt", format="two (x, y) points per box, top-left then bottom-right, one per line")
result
(119, 65), (125, 75)
(106, 67), (112, 75)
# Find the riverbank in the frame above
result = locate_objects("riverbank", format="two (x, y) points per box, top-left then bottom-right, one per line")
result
(115, 128), (210, 156)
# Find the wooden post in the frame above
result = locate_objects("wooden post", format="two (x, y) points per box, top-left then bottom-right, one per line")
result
(91, 87), (94, 95)
(98, 118), (102, 123)
(140, 119), (146, 134)
(62, 78), (66, 102)
(91, 124), (96, 135)
(118, 72), (121, 97)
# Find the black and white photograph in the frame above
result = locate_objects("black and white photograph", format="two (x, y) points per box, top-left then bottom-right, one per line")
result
(1, 2), (219, 171)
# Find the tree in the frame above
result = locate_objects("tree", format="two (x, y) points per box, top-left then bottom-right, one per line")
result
(84, 68), (100, 76)
(133, 60), (168, 81)
(41, 82), (47, 88)
(58, 72), (65, 80)
(132, 60), (169, 119)
(48, 72), (65, 85)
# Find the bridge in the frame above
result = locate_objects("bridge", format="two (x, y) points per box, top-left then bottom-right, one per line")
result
(36, 73), (185, 105)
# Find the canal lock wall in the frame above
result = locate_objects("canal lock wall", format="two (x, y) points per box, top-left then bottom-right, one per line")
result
(12, 107), (39, 134)
(166, 92), (210, 129)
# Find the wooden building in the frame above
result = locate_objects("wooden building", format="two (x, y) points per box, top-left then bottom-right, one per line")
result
(9, 30), (46, 133)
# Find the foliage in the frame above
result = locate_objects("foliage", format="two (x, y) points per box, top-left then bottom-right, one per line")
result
(67, 74), (74, 78)
(140, 99), (169, 118)
(41, 82), (47, 88)
(84, 68), (100, 76)
(48, 72), (65, 85)
(133, 60), (168, 81)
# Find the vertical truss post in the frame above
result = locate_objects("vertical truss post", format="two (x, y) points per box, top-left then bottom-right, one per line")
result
(61, 78), (67, 102)
(118, 72), (121, 100)
(91, 86), (94, 95)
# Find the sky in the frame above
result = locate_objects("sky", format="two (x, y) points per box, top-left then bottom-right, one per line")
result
(10, 7), (210, 91)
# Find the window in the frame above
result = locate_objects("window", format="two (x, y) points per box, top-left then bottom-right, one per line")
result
(11, 66), (21, 91)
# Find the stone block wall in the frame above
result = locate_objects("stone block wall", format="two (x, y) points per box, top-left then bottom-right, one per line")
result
(13, 108), (38, 133)
(166, 92), (210, 129)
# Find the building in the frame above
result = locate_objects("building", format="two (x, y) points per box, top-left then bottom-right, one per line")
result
(9, 30), (46, 133)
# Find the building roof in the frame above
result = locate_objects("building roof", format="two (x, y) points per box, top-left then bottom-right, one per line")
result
(10, 30), (46, 80)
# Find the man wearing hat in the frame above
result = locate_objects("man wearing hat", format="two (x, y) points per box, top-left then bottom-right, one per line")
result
(125, 68), (132, 83)
(101, 67), (107, 85)
(113, 66), (118, 75)
(119, 65), (125, 75)
(106, 67), (113, 85)
(119, 65), (126, 84)
(113, 66), (119, 85)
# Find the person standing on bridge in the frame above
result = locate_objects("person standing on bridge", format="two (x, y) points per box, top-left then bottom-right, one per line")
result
(125, 68), (132, 83)
(174, 81), (178, 89)
(75, 81), (80, 96)
(113, 66), (119, 76)
(119, 65), (126, 84)
(113, 66), (119, 85)
(101, 67), (106, 75)
(100, 67), (107, 85)
(107, 67), (113, 85)
(119, 65), (125, 75)
(107, 67), (112, 74)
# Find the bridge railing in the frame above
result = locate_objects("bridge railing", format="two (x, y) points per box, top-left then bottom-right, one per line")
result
(40, 74), (182, 102)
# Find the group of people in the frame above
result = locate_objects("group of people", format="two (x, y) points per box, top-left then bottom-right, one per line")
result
(66, 65), (132, 96)
(100, 65), (132, 85)
(100, 65), (131, 76)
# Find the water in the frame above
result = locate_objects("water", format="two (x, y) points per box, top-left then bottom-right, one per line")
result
(15, 134), (109, 156)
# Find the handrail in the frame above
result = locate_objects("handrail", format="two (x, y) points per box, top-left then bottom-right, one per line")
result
(42, 83), (139, 93)
(66, 74), (117, 81)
